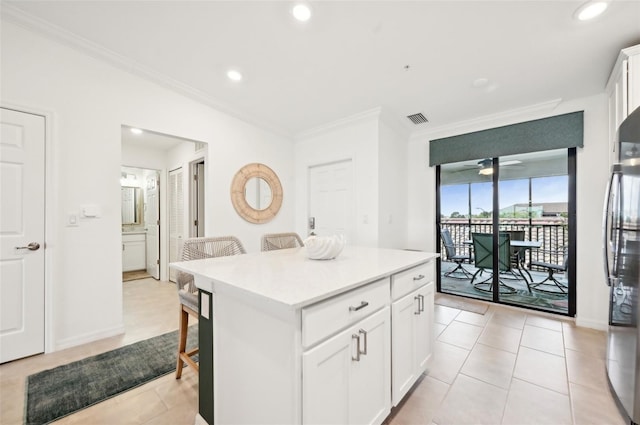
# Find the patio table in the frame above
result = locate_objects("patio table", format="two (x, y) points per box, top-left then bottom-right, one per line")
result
(463, 239), (542, 290)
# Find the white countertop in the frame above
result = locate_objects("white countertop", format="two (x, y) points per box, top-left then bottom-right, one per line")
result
(171, 246), (438, 310)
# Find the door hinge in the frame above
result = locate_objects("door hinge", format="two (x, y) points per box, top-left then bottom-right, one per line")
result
(194, 174), (198, 181)
(157, 219), (160, 225)
(157, 259), (160, 265)
(194, 219), (198, 226)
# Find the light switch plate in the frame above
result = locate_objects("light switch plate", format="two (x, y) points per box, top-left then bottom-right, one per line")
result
(67, 212), (79, 226)
(81, 204), (101, 218)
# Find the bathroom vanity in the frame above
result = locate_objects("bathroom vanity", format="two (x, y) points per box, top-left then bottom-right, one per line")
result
(121, 232), (146, 271)
(171, 246), (438, 425)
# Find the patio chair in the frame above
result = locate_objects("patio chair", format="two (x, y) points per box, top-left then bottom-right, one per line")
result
(502, 230), (533, 283)
(440, 228), (473, 279)
(261, 232), (304, 251)
(175, 236), (246, 379)
(505, 230), (525, 266)
(470, 232), (522, 294)
(529, 246), (569, 294)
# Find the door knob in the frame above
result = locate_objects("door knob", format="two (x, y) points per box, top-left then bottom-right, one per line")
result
(16, 242), (40, 251)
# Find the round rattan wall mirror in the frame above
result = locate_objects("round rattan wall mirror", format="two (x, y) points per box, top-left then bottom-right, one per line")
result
(230, 163), (283, 224)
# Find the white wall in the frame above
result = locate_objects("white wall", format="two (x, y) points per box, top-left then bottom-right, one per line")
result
(407, 95), (611, 329)
(1, 21), (294, 351)
(294, 109), (411, 250)
(294, 112), (380, 246)
(122, 141), (168, 172)
(378, 118), (408, 249)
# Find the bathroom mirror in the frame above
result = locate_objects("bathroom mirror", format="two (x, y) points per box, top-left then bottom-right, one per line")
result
(121, 186), (143, 225)
(231, 163), (282, 224)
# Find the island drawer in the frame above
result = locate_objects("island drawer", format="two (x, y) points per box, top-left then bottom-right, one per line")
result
(302, 277), (390, 348)
(391, 261), (433, 300)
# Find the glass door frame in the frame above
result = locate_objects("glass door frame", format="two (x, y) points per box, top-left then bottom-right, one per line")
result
(435, 148), (577, 317)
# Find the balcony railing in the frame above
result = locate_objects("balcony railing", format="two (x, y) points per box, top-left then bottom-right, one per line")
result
(440, 218), (568, 270)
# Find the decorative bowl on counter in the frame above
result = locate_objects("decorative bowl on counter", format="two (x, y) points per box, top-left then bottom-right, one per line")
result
(303, 234), (346, 260)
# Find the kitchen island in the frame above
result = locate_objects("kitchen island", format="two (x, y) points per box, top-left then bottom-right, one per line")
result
(171, 246), (438, 425)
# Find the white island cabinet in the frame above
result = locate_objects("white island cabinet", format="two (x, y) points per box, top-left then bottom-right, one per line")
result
(391, 262), (435, 405)
(171, 246), (438, 425)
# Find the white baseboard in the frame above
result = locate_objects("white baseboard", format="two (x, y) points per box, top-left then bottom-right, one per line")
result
(53, 324), (125, 351)
(575, 316), (608, 331)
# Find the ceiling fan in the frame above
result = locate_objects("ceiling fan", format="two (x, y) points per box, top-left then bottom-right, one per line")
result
(464, 159), (523, 175)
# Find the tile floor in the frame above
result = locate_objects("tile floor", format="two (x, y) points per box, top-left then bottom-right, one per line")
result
(387, 297), (627, 425)
(0, 279), (628, 425)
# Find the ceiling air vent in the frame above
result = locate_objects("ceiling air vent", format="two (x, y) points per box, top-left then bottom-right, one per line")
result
(406, 112), (428, 125)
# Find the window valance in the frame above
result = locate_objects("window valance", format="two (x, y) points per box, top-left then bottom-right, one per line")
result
(429, 111), (583, 166)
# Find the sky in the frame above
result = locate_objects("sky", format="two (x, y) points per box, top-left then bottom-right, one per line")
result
(440, 176), (568, 217)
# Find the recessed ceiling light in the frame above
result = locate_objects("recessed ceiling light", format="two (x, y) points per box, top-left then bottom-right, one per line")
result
(473, 78), (490, 88)
(292, 4), (312, 22)
(574, 1), (609, 21)
(130, 128), (143, 135)
(227, 69), (243, 82)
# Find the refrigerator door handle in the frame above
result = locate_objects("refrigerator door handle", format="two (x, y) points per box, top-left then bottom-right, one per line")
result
(603, 166), (622, 287)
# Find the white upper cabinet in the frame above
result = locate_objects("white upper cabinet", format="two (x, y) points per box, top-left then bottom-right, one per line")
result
(607, 44), (640, 165)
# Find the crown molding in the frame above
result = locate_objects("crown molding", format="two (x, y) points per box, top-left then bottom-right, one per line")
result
(409, 98), (563, 142)
(1, 4), (291, 139)
(605, 44), (640, 92)
(294, 106), (413, 143)
(294, 107), (383, 141)
(378, 108), (412, 141)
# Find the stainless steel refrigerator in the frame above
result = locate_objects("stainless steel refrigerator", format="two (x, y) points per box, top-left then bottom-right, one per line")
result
(605, 105), (640, 424)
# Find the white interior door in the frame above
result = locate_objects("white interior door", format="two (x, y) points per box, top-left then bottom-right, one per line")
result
(145, 171), (160, 279)
(191, 160), (205, 237)
(308, 160), (354, 242)
(169, 167), (184, 282)
(0, 108), (45, 363)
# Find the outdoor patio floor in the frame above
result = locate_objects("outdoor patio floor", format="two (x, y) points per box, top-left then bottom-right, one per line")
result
(440, 261), (568, 315)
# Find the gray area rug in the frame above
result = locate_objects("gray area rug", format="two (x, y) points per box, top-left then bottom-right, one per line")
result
(25, 326), (197, 425)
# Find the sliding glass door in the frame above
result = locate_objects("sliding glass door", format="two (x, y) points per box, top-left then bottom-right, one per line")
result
(438, 149), (575, 316)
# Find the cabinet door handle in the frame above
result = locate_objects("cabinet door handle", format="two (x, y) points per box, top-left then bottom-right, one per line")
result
(419, 294), (425, 313)
(349, 301), (369, 312)
(414, 295), (421, 315)
(413, 274), (425, 281)
(358, 329), (368, 355)
(352, 333), (361, 361)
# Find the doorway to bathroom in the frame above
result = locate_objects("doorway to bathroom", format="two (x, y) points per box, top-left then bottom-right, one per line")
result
(121, 125), (208, 283)
(121, 166), (160, 281)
